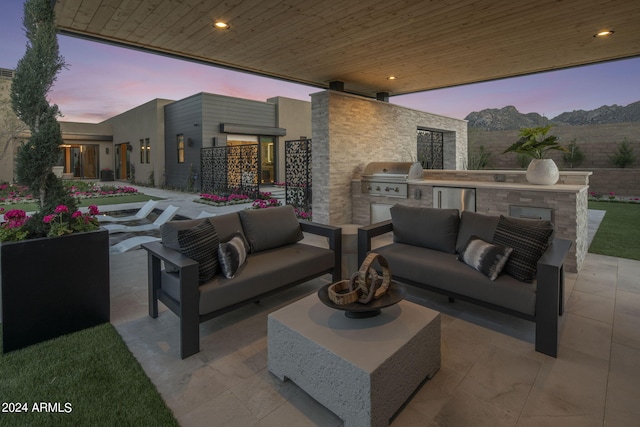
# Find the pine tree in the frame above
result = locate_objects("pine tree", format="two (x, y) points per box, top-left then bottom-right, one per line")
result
(10, 0), (70, 211)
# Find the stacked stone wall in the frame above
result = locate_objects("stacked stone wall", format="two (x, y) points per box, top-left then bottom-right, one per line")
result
(311, 91), (467, 225)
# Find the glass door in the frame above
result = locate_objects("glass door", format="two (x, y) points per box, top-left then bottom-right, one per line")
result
(81, 145), (98, 178)
(259, 136), (275, 184)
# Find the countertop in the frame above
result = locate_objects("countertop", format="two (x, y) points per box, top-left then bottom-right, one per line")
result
(353, 178), (588, 193)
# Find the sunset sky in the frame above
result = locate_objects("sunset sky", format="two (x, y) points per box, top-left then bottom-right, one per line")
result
(1, 1), (639, 123)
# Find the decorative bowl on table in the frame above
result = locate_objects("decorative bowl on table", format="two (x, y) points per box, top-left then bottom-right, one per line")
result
(317, 281), (406, 318)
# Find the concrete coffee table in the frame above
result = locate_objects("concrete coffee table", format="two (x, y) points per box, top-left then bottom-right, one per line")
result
(268, 293), (440, 427)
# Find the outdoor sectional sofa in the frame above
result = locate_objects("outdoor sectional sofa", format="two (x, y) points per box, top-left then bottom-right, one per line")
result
(358, 205), (571, 357)
(141, 205), (341, 359)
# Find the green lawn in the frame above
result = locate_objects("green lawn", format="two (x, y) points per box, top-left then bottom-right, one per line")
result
(0, 323), (178, 426)
(589, 201), (640, 261)
(2, 194), (163, 212)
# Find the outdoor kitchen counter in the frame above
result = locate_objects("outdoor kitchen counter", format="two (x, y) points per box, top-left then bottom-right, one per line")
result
(351, 177), (589, 273)
(404, 179), (587, 192)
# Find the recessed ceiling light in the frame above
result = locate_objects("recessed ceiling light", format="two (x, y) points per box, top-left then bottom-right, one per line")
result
(387, 76), (397, 80)
(594, 30), (614, 37)
(213, 21), (230, 30)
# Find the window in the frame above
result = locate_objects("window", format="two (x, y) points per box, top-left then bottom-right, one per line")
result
(177, 134), (185, 163)
(139, 138), (150, 163)
(144, 138), (150, 163)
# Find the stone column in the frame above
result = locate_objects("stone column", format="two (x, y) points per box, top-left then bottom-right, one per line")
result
(311, 90), (467, 225)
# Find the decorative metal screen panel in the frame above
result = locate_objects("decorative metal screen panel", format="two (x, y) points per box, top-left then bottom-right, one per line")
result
(285, 139), (312, 213)
(201, 144), (259, 196)
(417, 129), (444, 169)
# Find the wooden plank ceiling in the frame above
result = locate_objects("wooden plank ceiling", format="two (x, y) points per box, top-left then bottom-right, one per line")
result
(54, 0), (640, 98)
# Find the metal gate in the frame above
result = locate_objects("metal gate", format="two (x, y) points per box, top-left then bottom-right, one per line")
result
(417, 129), (444, 169)
(284, 139), (312, 214)
(201, 144), (259, 196)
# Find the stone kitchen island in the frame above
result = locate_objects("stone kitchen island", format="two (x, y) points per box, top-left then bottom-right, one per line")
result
(352, 170), (591, 273)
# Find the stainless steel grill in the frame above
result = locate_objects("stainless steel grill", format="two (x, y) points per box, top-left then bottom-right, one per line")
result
(360, 162), (423, 198)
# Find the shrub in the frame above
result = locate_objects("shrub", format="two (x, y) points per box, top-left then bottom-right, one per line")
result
(562, 139), (585, 168)
(467, 145), (491, 170)
(10, 0), (71, 213)
(610, 139), (637, 168)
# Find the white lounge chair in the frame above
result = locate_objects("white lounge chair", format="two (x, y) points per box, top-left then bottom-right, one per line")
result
(109, 235), (161, 254)
(196, 211), (217, 219)
(103, 205), (179, 234)
(97, 200), (159, 223)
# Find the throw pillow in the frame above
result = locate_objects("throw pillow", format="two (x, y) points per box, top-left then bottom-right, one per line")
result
(492, 215), (554, 282)
(218, 233), (249, 279)
(390, 204), (460, 254)
(161, 218), (210, 251)
(238, 205), (303, 253)
(458, 235), (513, 281)
(161, 218), (211, 273)
(176, 219), (219, 283)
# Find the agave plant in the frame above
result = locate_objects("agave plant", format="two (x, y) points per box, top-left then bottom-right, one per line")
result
(503, 125), (568, 159)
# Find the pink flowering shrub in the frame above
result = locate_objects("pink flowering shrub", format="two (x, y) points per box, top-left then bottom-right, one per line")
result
(0, 183), (34, 205)
(0, 181), (138, 206)
(251, 198), (282, 209)
(0, 205), (101, 241)
(0, 209), (31, 241)
(197, 191), (313, 219)
(199, 193), (251, 206)
(294, 208), (313, 221)
(46, 204), (101, 237)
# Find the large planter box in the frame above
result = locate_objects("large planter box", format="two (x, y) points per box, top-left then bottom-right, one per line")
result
(100, 169), (115, 181)
(1, 229), (110, 353)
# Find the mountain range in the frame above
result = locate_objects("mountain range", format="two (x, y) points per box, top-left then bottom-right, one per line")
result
(465, 100), (640, 130)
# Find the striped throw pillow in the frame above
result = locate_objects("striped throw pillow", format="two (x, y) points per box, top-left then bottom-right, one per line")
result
(177, 219), (219, 283)
(492, 215), (553, 283)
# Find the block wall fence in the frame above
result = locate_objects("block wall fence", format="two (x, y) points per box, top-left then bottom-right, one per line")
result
(469, 122), (640, 196)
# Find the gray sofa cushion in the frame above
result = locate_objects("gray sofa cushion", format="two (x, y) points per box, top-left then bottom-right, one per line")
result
(161, 243), (335, 315)
(390, 204), (460, 254)
(492, 215), (554, 283)
(375, 242), (537, 316)
(455, 211), (500, 253)
(238, 205), (303, 253)
(208, 212), (246, 243)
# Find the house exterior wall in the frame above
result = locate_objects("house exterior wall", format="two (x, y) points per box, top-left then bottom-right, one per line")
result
(164, 92), (282, 191)
(201, 93), (277, 148)
(59, 121), (113, 164)
(311, 90), (468, 225)
(268, 96), (312, 184)
(164, 94), (202, 189)
(106, 98), (172, 186)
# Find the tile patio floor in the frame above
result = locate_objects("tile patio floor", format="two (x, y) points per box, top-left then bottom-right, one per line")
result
(111, 245), (640, 426)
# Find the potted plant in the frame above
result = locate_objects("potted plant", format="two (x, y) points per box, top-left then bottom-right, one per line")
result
(1, 0), (109, 353)
(1, 206), (109, 353)
(503, 125), (568, 185)
(100, 167), (115, 181)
